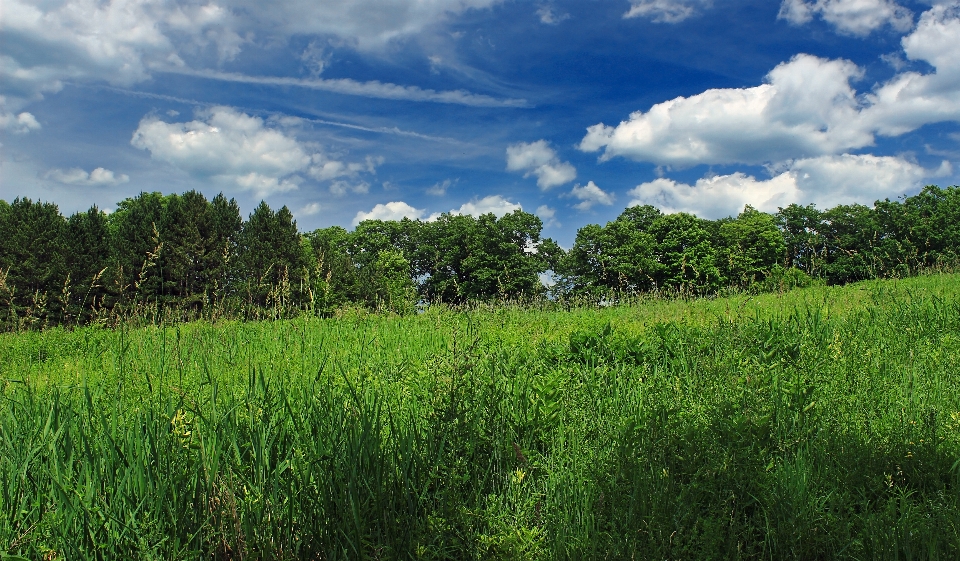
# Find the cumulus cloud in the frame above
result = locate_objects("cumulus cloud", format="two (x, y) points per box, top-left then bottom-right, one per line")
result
(536, 204), (559, 227)
(44, 166), (130, 186)
(506, 140), (577, 190)
(569, 181), (615, 211)
(444, 195), (522, 217)
(0, 110), (41, 134)
(583, 2), (960, 171)
(624, 0), (711, 23)
(354, 195), (522, 226)
(860, 4), (960, 136)
(354, 201), (425, 225)
(580, 54), (870, 167)
(131, 106), (375, 197)
(778, 0), (913, 36)
(627, 154), (948, 219)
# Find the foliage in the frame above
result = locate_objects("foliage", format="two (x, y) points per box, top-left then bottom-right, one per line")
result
(2, 186), (960, 328)
(2, 274), (960, 558)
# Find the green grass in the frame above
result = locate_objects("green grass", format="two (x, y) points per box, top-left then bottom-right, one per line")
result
(2, 274), (960, 559)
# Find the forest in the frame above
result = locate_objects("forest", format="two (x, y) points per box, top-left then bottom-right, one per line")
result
(1, 184), (958, 330)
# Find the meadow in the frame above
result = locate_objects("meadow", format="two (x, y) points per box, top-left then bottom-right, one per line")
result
(2, 274), (960, 559)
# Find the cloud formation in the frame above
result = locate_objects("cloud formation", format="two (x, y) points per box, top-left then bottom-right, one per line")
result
(0, 110), (41, 134)
(0, 0), (239, 107)
(778, 0), (913, 36)
(297, 202), (322, 217)
(624, 0), (711, 23)
(628, 154), (948, 218)
(354, 201), (425, 225)
(537, 5), (570, 24)
(535, 204), (559, 227)
(860, 3), (960, 136)
(448, 195), (522, 217)
(583, 5), (960, 170)
(44, 167), (130, 186)
(131, 106), (375, 197)
(163, 68), (528, 108)
(230, 0), (505, 49)
(569, 181), (614, 211)
(0, 0), (512, 109)
(506, 140), (577, 190)
(354, 195), (522, 225)
(427, 178), (455, 195)
(580, 54), (870, 167)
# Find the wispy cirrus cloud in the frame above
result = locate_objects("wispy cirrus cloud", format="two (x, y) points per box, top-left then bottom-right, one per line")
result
(624, 0), (712, 23)
(161, 68), (530, 108)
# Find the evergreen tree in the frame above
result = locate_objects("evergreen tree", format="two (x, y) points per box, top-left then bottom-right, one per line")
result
(110, 192), (166, 304)
(0, 198), (68, 326)
(65, 206), (112, 323)
(160, 191), (211, 309)
(207, 193), (243, 300)
(238, 201), (305, 313)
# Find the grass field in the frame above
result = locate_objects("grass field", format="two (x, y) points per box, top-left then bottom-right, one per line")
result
(2, 274), (960, 559)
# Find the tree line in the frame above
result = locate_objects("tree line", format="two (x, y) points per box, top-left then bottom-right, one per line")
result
(1, 185), (958, 329)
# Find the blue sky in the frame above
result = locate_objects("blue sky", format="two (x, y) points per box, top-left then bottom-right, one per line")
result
(3, 0), (960, 246)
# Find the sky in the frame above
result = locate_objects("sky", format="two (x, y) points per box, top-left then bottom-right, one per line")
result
(2, 0), (960, 247)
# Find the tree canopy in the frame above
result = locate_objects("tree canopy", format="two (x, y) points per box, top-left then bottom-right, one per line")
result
(1, 185), (958, 329)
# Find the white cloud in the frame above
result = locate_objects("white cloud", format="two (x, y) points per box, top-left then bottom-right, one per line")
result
(536, 204), (560, 227)
(354, 201), (425, 225)
(569, 181), (615, 211)
(44, 166), (130, 186)
(628, 154), (947, 218)
(314, 155), (381, 180)
(0, 0), (513, 109)
(860, 4), (960, 136)
(230, 0), (505, 49)
(0, 110), (40, 134)
(329, 180), (370, 196)
(624, 0), (711, 22)
(583, 2), (960, 171)
(448, 195), (522, 217)
(297, 202), (322, 217)
(537, 5), (570, 24)
(535, 205), (555, 219)
(131, 107), (309, 196)
(354, 194), (522, 226)
(506, 140), (577, 190)
(131, 106), (375, 197)
(162, 68), (528, 108)
(427, 178), (455, 195)
(580, 54), (871, 167)
(0, 0), (239, 107)
(778, 0), (913, 36)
